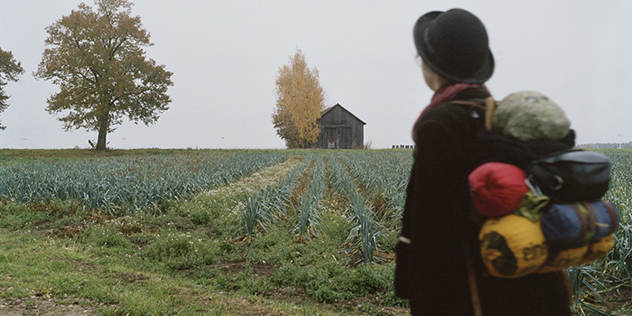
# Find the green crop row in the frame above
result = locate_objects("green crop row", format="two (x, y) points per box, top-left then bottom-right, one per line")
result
(595, 151), (632, 281)
(0, 151), (286, 215)
(240, 155), (310, 236)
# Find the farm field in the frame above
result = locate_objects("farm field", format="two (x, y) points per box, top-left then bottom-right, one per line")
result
(0, 148), (630, 315)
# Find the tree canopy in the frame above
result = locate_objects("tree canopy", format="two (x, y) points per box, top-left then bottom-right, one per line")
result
(272, 49), (325, 149)
(34, 0), (173, 150)
(0, 48), (24, 130)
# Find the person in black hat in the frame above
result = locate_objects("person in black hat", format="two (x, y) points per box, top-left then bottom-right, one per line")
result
(394, 8), (572, 316)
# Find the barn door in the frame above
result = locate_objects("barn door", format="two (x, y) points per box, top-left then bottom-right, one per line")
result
(325, 127), (337, 149)
(340, 126), (352, 149)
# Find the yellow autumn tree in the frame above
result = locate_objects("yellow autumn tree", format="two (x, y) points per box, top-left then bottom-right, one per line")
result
(272, 49), (325, 149)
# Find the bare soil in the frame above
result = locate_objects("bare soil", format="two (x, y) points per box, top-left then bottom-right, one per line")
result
(0, 297), (94, 316)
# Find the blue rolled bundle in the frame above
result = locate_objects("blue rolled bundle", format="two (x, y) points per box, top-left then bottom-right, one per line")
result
(541, 201), (618, 248)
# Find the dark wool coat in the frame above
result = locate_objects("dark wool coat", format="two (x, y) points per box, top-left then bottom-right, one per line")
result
(395, 87), (572, 316)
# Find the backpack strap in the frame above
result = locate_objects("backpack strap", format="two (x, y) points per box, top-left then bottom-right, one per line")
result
(451, 97), (496, 131)
(484, 97), (495, 131)
(582, 202), (598, 243)
(464, 244), (483, 316)
(603, 202), (619, 236)
(569, 203), (589, 246)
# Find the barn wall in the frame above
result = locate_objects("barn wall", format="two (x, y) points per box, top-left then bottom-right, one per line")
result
(315, 105), (365, 149)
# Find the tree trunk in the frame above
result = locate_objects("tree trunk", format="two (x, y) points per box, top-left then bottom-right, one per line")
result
(96, 123), (108, 150)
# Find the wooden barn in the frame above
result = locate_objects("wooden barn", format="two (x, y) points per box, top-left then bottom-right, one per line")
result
(315, 103), (366, 149)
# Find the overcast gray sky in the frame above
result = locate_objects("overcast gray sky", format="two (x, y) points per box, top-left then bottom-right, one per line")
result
(1, 0), (631, 149)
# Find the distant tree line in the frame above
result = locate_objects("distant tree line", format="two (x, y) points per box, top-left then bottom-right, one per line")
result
(579, 142), (632, 149)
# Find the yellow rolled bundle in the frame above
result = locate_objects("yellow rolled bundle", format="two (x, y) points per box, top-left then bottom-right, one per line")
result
(479, 215), (617, 277)
(578, 234), (615, 265)
(536, 234), (615, 273)
(479, 214), (548, 278)
(537, 245), (588, 273)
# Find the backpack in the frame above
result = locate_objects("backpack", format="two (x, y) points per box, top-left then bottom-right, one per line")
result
(462, 92), (618, 279)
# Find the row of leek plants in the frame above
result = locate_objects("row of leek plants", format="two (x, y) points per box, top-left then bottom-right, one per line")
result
(296, 156), (326, 237)
(589, 150), (632, 314)
(326, 153), (379, 264)
(240, 155), (311, 237)
(336, 151), (412, 231)
(592, 152), (632, 280)
(602, 151), (632, 282)
(0, 152), (286, 215)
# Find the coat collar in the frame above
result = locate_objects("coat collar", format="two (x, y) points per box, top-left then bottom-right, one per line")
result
(421, 84), (491, 117)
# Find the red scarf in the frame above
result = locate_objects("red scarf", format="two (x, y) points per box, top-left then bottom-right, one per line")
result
(423, 83), (487, 116)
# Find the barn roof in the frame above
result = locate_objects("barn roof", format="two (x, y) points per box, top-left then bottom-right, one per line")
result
(320, 103), (366, 125)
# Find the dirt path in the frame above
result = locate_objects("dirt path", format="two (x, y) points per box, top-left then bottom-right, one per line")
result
(0, 297), (94, 316)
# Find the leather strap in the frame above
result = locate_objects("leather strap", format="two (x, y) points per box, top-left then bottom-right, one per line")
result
(464, 245), (483, 316)
(603, 202), (619, 235)
(452, 97), (496, 316)
(451, 97), (496, 131)
(570, 203), (589, 246)
(583, 202), (598, 242)
(484, 97), (495, 131)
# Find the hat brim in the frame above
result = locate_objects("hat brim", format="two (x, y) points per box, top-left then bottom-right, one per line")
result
(415, 10), (495, 84)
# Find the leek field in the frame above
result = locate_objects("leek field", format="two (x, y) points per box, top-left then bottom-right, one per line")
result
(0, 149), (630, 315)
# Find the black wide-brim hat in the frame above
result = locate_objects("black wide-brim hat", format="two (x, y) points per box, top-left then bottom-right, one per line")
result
(414, 9), (494, 84)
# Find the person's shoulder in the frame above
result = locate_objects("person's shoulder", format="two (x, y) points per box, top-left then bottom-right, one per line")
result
(414, 101), (483, 143)
(422, 101), (476, 124)
(413, 102), (470, 137)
